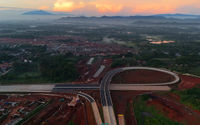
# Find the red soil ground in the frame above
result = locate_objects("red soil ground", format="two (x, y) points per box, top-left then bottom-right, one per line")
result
(147, 94), (200, 125)
(0, 93), (88, 125)
(0, 95), (8, 99)
(0, 94), (52, 125)
(178, 75), (200, 89)
(73, 104), (87, 125)
(111, 91), (150, 125)
(84, 101), (97, 125)
(148, 98), (184, 122)
(111, 69), (175, 84)
(27, 92), (98, 125)
(26, 95), (82, 125)
(126, 99), (137, 125)
(75, 58), (112, 84)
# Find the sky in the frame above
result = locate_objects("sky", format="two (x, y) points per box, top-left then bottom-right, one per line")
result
(1, 0), (200, 16)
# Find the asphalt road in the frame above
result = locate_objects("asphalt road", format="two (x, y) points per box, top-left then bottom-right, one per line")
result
(78, 92), (95, 102)
(53, 84), (99, 91)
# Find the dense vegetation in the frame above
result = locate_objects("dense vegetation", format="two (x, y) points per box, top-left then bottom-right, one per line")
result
(0, 47), (79, 84)
(111, 41), (200, 76)
(39, 54), (79, 82)
(174, 87), (200, 111)
(134, 95), (183, 125)
(111, 57), (137, 68)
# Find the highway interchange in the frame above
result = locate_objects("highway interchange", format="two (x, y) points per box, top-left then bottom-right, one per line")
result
(0, 67), (180, 125)
(100, 67), (180, 125)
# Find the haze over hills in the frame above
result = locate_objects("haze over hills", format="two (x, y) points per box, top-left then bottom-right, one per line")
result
(57, 13), (200, 21)
(153, 13), (200, 19)
(1, 7), (200, 21)
(58, 14), (200, 21)
(0, 8), (72, 21)
(154, 13), (199, 17)
(23, 10), (73, 16)
(23, 10), (53, 15)
(58, 16), (166, 21)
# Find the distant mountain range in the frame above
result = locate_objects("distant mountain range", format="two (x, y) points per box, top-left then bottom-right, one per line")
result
(59, 16), (166, 20)
(23, 10), (53, 15)
(22, 10), (73, 16)
(21, 10), (200, 18)
(58, 14), (200, 20)
(154, 14), (199, 17)
(153, 14), (200, 18)
(1, 7), (200, 20)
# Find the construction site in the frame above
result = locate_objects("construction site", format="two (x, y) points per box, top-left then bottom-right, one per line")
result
(1, 67), (200, 125)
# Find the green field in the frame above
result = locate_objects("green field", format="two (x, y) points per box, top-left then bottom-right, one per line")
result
(189, 67), (200, 76)
(133, 95), (183, 125)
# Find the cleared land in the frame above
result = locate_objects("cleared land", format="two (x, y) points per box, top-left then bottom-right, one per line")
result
(111, 69), (175, 84)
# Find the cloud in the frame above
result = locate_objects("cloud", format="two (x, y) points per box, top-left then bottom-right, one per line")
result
(53, 0), (85, 12)
(92, 1), (123, 13)
(53, 0), (124, 13)
(1, 0), (200, 15)
(95, 4), (122, 13)
(130, 0), (199, 14)
(132, 3), (176, 14)
(39, 6), (50, 10)
(52, 0), (200, 15)
(176, 5), (200, 14)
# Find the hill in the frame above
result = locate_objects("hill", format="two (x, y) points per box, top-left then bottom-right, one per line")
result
(153, 13), (200, 19)
(23, 10), (53, 15)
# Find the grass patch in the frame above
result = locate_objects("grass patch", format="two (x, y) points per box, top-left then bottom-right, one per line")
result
(189, 66), (200, 76)
(0, 71), (51, 84)
(174, 87), (200, 111)
(134, 95), (183, 125)
(67, 121), (75, 125)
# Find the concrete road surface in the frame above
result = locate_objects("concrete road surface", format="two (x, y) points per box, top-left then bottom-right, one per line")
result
(0, 85), (54, 92)
(91, 102), (103, 125)
(103, 106), (112, 125)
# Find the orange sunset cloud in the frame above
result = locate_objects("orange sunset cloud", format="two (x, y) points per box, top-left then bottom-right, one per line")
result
(54, 0), (85, 12)
(92, 1), (123, 13)
(52, 0), (200, 14)
(131, 0), (199, 14)
(95, 4), (123, 13)
(39, 6), (50, 10)
(2, 0), (200, 15)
